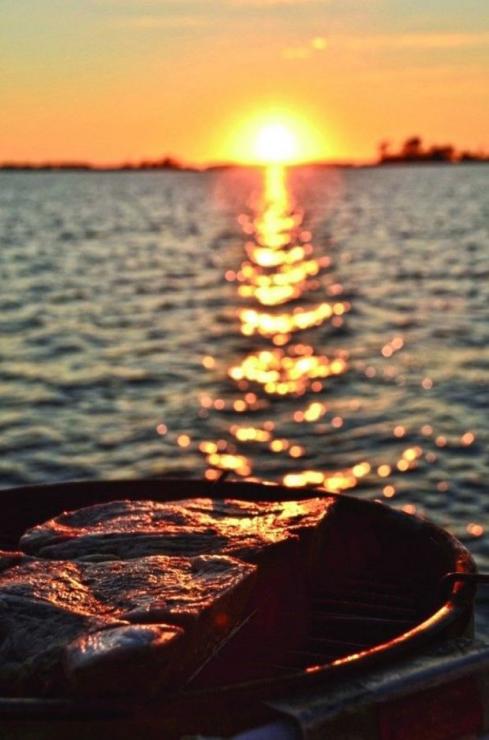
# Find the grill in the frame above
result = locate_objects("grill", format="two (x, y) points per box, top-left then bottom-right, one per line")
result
(188, 574), (424, 689)
(0, 478), (479, 739)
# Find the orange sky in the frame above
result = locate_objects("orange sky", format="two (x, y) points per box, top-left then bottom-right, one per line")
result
(1, 1), (488, 164)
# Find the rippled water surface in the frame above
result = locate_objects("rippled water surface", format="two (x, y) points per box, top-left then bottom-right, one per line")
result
(1, 165), (488, 629)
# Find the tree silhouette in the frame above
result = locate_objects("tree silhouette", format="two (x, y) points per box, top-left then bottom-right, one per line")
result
(377, 136), (486, 164)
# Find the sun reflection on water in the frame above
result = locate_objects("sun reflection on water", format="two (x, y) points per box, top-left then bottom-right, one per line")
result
(156, 165), (485, 544)
(193, 164), (360, 485)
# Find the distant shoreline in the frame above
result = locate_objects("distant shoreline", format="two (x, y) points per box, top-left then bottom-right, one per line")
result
(1, 160), (488, 173)
(2, 136), (488, 172)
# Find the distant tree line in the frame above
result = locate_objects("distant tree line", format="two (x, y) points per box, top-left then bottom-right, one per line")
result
(0, 156), (196, 172)
(0, 161), (95, 171)
(378, 137), (488, 164)
(2, 141), (488, 171)
(119, 156), (189, 170)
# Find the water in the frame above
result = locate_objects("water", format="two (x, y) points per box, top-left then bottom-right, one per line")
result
(1, 164), (488, 631)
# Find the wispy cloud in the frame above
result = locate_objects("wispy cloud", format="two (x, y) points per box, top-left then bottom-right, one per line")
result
(343, 31), (489, 50)
(282, 31), (489, 60)
(97, 0), (325, 5)
(282, 35), (328, 59)
(110, 15), (210, 29)
(231, 0), (326, 5)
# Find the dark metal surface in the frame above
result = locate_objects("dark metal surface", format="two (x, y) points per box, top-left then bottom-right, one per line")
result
(268, 636), (489, 740)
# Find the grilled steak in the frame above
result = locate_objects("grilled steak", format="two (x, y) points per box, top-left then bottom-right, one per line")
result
(0, 552), (255, 697)
(8, 496), (333, 697)
(20, 496), (334, 562)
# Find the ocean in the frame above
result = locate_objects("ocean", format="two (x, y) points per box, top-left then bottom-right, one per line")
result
(1, 164), (488, 630)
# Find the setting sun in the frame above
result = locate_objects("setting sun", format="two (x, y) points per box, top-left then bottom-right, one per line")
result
(253, 123), (298, 164)
(221, 109), (326, 165)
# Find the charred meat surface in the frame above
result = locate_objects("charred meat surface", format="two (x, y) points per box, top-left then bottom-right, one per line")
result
(19, 497), (334, 561)
(65, 623), (185, 698)
(0, 589), (119, 696)
(5, 496), (334, 698)
(0, 552), (255, 697)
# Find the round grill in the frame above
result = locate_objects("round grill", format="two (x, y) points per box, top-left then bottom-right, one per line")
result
(0, 479), (476, 737)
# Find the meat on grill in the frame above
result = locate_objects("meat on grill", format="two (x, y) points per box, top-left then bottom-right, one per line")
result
(0, 552), (255, 697)
(5, 496), (334, 698)
(19, 496), (334, 562)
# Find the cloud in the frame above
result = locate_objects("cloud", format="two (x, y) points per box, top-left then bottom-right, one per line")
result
(231, 0), (327, 5)
(311, 36), (327, 50)
(281, 31), (488, 62)
(342, 31), (489, 51)
(94, 0), (210, 5)
(110, 15), (210, 29)
(97, 0), (326, 4)
(282, 35), (328, 59)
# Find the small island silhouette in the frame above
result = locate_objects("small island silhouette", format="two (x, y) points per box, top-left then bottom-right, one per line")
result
(0, 137), (487, 171)
(377, 136), (488, 165)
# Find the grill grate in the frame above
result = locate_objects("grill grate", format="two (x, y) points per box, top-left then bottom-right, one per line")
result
(284, 575), (421, 668)
(191, 574), (424, 686)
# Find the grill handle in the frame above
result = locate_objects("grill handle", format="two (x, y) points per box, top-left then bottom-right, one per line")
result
(440, 572), (489, 601)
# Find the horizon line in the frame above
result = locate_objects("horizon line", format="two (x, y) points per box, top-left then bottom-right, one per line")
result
(0, 156), (369, 171)
(2, 145), (488, 171)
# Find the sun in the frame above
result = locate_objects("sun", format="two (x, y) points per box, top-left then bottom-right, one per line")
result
(220, 109), (325, 165)
(253, 123), (298, 164)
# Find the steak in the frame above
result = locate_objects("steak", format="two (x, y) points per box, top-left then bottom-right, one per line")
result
(0, 552), (255, 697)
(19, 496), (334, 562)
(8, 495), (334, 698)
